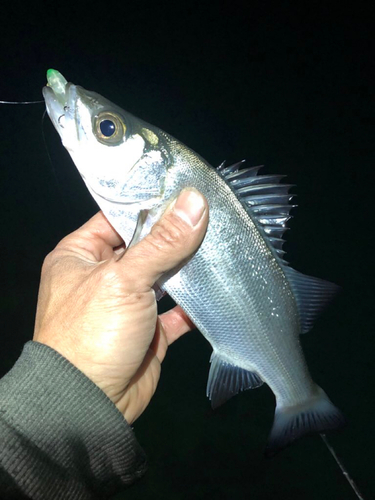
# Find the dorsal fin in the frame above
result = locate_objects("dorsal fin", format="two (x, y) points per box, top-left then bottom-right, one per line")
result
(217, 160), (339, 332)
(217, 159), (248, 176)
(282, 267), (340, 333)
(217, 161), (295, 265)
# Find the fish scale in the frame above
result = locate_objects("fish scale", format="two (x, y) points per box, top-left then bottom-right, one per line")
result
(43, 69), (345, 456)
(158, 144), (303, 387)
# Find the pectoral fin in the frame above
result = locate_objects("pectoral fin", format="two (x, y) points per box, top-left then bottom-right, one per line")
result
(153, 283), (167, 301)
(127, 209), (167, 302)
(127, 209), (150, 249)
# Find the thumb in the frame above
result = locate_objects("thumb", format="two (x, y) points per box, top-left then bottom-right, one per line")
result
(123, 189), (209, 292)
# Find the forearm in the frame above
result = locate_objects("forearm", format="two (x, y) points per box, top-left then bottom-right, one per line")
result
(0, 341), (147, 500)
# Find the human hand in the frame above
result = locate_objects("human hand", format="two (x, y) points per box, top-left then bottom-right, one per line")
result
(33, 189), (208, 424)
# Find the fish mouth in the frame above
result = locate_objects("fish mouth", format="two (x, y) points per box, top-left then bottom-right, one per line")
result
(42, 69), (77, 139)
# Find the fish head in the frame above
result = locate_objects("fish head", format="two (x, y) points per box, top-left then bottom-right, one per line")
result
(43, 69), (169, 209)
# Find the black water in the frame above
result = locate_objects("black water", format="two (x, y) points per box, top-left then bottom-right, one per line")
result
(0, 3), (374, 499)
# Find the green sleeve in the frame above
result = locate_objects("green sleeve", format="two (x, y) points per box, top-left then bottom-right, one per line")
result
(0, 341), (147, 499)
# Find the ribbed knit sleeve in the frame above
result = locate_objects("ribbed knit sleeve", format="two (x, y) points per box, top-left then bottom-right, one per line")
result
(0, 341), (147, 499)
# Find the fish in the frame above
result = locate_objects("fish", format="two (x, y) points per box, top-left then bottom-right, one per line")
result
(43, 69), (345, 456)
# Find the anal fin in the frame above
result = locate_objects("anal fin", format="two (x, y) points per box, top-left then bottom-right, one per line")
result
(207, 352), (263, 409)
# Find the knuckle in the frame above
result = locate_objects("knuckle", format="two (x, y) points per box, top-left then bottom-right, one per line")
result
(148, 214), (188, 253)
(41, 251), (53, 270)
(41, 249), (60, 275)
(94, 264), (119, 287)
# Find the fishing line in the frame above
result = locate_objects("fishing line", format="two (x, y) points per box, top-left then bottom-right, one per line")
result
(40, 109), (73, 229)
(1, 98), (72, 230)
(0, 100), (44, 104)
(320, 434), (366, 500)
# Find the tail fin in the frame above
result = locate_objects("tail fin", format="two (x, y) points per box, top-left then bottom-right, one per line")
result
(265, 386), (345, 458)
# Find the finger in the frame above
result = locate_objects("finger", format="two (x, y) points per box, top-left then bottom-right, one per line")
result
(159, 305), (197, 345)
(57, 211), (124, 262)
(122, 189), (209, 292)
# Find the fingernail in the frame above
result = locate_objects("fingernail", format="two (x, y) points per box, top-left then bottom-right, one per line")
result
(173, 189), (206, 227)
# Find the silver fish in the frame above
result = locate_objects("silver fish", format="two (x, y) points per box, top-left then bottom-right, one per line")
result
(43, 69), (344, 455)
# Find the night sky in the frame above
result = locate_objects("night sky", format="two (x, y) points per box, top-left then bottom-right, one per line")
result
(0, 2), (374, 499)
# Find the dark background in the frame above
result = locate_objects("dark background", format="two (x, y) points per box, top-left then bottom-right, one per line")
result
(0, 2), (374, 499)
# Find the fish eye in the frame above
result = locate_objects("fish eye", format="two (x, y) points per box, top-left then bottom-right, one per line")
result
(94, 112), (126, 145)
(100, 119), (116, 137)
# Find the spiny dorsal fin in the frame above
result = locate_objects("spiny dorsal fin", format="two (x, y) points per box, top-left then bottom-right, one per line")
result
(217, 161), (296, 265)
(217, 160), (339, 332)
